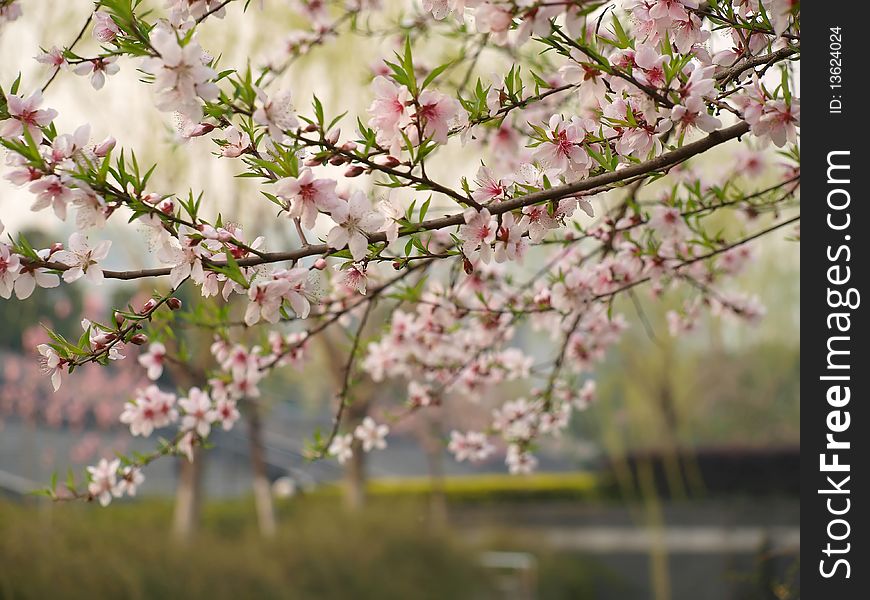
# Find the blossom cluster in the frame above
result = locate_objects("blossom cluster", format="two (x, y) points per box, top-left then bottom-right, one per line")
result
(0, 0), (800, 501)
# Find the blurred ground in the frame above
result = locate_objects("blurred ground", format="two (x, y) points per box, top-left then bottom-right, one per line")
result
(0, 491), (799, 600)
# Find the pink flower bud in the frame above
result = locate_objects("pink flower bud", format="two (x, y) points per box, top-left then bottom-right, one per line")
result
(344, 165), (365, 178)
(130, 333), (148, 345)
(325, 128), (340, 145)
(304, 123), (318, 133)
(341, 141), (357, 152)
(158, 199), (175, 214)
(189, 123), (216, 138)
(49, 242), (64, 255)
(93, 137), (116, 157)
(167, 297), (183, 310)
(198, 224), (219, 239)
(142, 298), (158, 313)
(313, 258), (327, 270)
(375, 155), (401, 168)
(115, 313), (125, 327)
(93, 332), (117, 345)
(142, 193), (160, 205)
(329, 155), (347, 166)
(304, 157), (323, 167)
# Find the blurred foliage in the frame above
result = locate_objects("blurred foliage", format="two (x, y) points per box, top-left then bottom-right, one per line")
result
(580, 301), (800, 455)
(310, 472), (607, 504)
(0, 498), (487, 600)
(0, 230), (84, 350)
(0, 497), (619, 600)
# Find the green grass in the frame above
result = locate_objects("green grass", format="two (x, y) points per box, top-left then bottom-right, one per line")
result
(0, 494), (609, 600)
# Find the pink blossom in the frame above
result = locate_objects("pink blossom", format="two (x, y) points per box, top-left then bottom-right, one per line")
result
(140, 27), (219, 121)
(214, 397), (240, 431)
(458, 207), (496, 263)
(0, 91), (58, 143)
(533, 115), (592, 175)
(87, 458), (120, 506)
(36, 46), (67, 69)
(179, 387), (216, 437)
(74, 56), (120, 90)
(272, 267), (312, 317)
(245, 278), (292, 326)
(156, 234), (206, 289)
(506, 444), (537, 474)
(138, 342), (167, 380)
(36, 344), (64, 391)
(92, 11), (121, 43)
(665, 96), (722, 134)
(471, 165), (509, 204)
(354, 417), (388, 452)
(13, 248), (59, 300)
(0, 239), (20, 299)
(29, 175), (78, 220)
(493, 212), (529, 263)
(52, 232), (112, 284)
(378, 194), (405, 243)
(275, 168), (340, 229)
(220, 125), (251, 157)
(368, 76), (411, 151)
(327, 191), (384, 261)
(114, 466), (145, 497)
(120, 385), (178, 437)
(338, 263), (369, 295)
(328, 433), (354, 463)
(475, 3), (513, 45)
(752, 98), (800, 147)
(448, 431), (494, 462)
(414, 89), (459, 145)
(253, 88), (299, 140)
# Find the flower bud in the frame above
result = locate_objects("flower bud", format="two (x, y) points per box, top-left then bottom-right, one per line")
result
(142, 193), (160, 205)
(188, 123), (216, 138)
(375, 155), (401, 168)
(142, 298), (158, 313)
(313, 258), (327, 270)
(158, 199), (175, 214)
(130, 333), (149, 346)
(93, 137), (116, 157)
(198, 224), (219, 239)
(325, 128), (340, 145)
(114, 312), (125, 327)
(304, 157), (323, 167)
(341, 141), (357, 152)
(344, 165), (365, 178)
(329, 155), (347, 166)
(49, 242), (64, 255)
(167, 297), (183, 311)
(93, 332), (117, 345)
(463, 257), (474, 274)
(304, 123), (318, 133)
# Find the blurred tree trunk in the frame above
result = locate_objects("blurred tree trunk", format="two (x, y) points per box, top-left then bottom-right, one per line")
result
(417, 411), (448, 526)
(246, 403), (276, 537)
(321, 331), (373, 511)
(167, 359), (204, 539)
(343, 399), (369, 511)
(172, 447), (204, 539)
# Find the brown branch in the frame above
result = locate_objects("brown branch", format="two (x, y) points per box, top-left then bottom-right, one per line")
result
(24, 122), (752, 281)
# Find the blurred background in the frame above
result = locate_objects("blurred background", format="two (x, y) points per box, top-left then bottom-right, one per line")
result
(0, 2), (799, 599)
